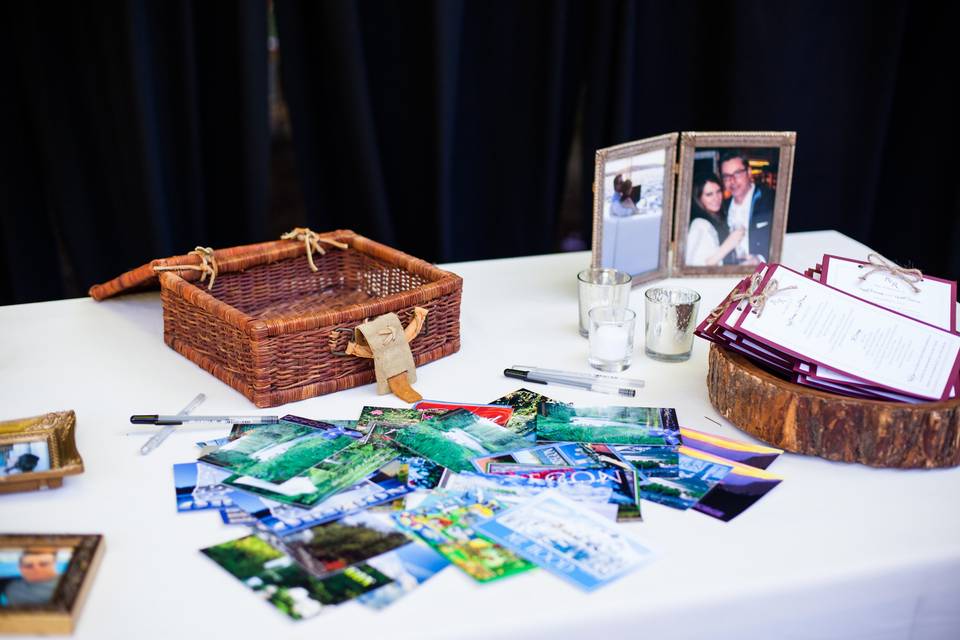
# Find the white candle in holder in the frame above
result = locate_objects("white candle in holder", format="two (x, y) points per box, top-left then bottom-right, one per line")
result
(592, 325), (629, 361)
(588, 306), (636, 372)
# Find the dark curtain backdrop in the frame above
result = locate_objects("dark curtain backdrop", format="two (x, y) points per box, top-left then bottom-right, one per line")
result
(1, 1), (267, 303)
(2, 1), (958, 305)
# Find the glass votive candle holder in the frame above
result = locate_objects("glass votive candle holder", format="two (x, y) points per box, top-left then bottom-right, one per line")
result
(577, 268), (632, 337)
(644, 287), (701, 362)
(588, 306), (637, 372)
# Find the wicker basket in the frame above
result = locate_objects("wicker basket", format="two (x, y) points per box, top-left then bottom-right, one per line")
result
(90, 230), (462, 407)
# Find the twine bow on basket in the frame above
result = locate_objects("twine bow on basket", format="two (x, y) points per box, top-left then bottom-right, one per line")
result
(858, 252), (923, 293)
(153, 246), (219, 290)
(280, 227), (349, 272)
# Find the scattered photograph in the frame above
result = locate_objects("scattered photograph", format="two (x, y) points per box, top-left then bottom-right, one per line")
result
(401, 454), (444, 490)
(475, 491), (653, 591)
(356, 543), (449, 610)
(536, 404), (681, 446)
(220, 507), (258, 526)
(0, 441), (51, 477)
(384, 409), (532, 473)
(228, 457), (418, 536)
(486, 388), (560, 439)
(414, 401), (513, 427)
(393, 494), (536, 583)
(0, 547), (72, 607)
(591, 134), (677, 283)
(225, 438), (401, 509)
(473, 441), (603, 473)
(674, 131), (796, 275)
(606, 444), (680, 478)
(479, 466), (641, 521)
(636, 448), (733, 510)
(679, 427), (782, 469)
(201, 534), (391, 621)
(198, 417), (359, 484)
(355, 407), (447, 436)
(691, 451), (783, 521)
(278, 511), (410, 580)
(174, 463), (234, 512)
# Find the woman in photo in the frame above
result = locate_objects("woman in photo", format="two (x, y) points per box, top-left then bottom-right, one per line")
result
(610, 174), (638, 217)
(685, 173), (743, 266)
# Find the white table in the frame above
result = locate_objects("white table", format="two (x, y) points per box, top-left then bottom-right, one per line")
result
(1, 231), (958, 640)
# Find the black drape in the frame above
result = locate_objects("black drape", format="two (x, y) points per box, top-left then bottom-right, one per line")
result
(3, 1), (958, 304)
(274, 0), (586, 263)
(1, 1), (268, 303)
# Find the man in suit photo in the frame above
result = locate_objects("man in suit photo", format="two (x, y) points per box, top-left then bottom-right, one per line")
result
(720, 150), (776, 264)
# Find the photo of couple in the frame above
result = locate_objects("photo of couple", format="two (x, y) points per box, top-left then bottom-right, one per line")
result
(684, 148), (781, 267)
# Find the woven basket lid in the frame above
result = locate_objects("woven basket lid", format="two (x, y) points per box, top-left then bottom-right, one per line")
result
(88, 231), (356, 301)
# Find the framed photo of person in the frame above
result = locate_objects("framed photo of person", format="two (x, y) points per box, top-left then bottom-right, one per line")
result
(0, 411), (84, 494)
(673, 131), (797, 276)
(590, 133), (678, 285)
(0, 534), (104, 634)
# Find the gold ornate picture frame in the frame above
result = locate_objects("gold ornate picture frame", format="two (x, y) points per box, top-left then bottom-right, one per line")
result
(672, 131), (797, 276)
(0, 534), (104, 634)
(0, 411), (84, 494)
(591, 133), (678, 285)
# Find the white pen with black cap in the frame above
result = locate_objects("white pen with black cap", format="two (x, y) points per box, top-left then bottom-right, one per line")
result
(503, 367), (638, 397)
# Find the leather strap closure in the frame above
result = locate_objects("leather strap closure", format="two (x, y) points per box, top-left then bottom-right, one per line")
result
(353, 312), (422, 402)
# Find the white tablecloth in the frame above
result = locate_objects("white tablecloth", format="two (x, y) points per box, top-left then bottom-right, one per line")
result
(1, 231), (958, 639)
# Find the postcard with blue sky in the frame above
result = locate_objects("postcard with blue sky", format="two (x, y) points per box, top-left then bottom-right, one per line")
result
(636, 446), (733, 509)
(475, 491), (653, 591)
(606, 444), (680, 478)
(472, 441), (603, 473)
(482, 465), (641, 521)
(174, 463), (233, 512)
(357, 542), (450, 610)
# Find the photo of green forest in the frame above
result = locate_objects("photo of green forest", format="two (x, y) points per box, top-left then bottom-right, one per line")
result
(201, 534), (392, 620)
(490, 388), (547, 437)
(536, 404), (678, 446)
(199, 421), (355, 484)
(282, 514), (410, 579)
(387, 409), (530, 472)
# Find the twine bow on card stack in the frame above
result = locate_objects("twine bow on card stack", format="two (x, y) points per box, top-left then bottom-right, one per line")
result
(153, 246), (219, 290)
(280, 227), (349, 272)
(706, 271), (796, 322)
(858, 252), (923, 293)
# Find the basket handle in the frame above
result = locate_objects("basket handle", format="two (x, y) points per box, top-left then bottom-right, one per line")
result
(330, 307), (429, 358)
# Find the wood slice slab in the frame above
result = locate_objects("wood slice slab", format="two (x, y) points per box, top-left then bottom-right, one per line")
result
(707, 344), (960, 468)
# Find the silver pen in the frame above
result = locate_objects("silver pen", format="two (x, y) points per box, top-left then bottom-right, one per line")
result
(131, 414), (279, 426)
(139, 393), (207, 455)
(511, 365), (645, 389)
(503, 368), (636, 397)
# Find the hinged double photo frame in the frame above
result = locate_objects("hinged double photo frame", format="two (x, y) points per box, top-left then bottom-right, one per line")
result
(591, 131), (797, 285)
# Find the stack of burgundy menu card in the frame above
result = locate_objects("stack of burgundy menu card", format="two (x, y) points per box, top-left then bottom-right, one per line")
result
(696, 254), (960, 403)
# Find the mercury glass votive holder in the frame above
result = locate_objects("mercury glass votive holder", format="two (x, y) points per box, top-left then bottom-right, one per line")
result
(577, 268), (632, 337)
(644, 287), (701, 362)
